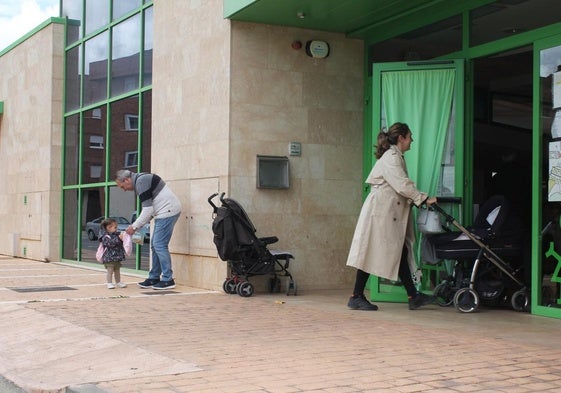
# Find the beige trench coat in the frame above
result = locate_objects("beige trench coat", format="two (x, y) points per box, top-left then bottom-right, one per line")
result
(346, 145), (428, 281)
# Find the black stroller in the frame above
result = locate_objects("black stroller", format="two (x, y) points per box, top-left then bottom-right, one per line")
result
(423, 195), (529, 313)
(208, 193), (296, 297)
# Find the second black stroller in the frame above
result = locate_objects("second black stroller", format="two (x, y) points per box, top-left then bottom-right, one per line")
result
(208, 193), (296, 297)
(422, 195), (529, 313)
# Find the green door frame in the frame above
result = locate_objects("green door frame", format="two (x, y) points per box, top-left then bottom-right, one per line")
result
(367, 59), (465, 302)
(531, 33), (561, 319)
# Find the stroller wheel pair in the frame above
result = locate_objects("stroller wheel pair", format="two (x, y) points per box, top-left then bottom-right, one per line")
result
(434, 283), (480, 312)
(222, 278), (254, 297)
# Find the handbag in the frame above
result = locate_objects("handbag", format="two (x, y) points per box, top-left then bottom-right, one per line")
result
(95, 242), (105, 262)
(417, 208), (443, 234)
(122, 232), (133, 256)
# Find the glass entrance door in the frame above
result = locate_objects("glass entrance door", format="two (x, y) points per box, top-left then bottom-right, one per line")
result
(369, 60), (464, 302)
(534, 36), (561, 318)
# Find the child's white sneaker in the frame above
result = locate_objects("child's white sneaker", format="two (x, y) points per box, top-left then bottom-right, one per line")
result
(116, 282), (127, 288)
(107, 283), (115, 289)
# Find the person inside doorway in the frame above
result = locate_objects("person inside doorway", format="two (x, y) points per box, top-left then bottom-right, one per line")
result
(346, 122), (437, 310)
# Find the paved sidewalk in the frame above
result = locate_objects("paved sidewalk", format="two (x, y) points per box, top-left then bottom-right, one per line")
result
(1, 256), (561, 393)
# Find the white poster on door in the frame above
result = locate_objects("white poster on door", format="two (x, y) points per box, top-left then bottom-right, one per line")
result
(548, 141), (561, 201)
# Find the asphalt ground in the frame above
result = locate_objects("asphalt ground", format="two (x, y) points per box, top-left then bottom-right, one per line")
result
(1, 256), (561, 393)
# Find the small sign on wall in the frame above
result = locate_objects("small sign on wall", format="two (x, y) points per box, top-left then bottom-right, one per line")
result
(289, 142), (301, 156)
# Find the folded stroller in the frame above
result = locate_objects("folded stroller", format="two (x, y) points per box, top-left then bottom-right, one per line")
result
(208, 193), (296, 297)
(422, 195), (529, 313)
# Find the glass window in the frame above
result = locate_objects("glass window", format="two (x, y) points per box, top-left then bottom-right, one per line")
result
(540, 44), (561, 308)
(62, 0), (83, 44)
(85, 0), (110, 36)
(125, 114), (139, 130)
(84, 32), (109, 106)
(471, 0), (561, 47)
(109, 185), (149, 271)
(141, 90), (152, 172)
(63, 189), (79, 260)
(89, 135), (104, 149)
(65, 45), (81, 112)
(143, 6), (153, 86)
(369, 14), (462, 64)
(90, 165), (102, 178)
(82, 187), (106, 262)
(109, 96), (139, 175)
(125, 151), (138, 167)
(111, 14), (141, 97)
(83, 105), (107, 183)
(64, 114), (80, 186)
(113, 0), (142, 20)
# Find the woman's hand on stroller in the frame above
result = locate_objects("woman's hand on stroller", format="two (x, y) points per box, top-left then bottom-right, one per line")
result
(425, 196), (438, 206)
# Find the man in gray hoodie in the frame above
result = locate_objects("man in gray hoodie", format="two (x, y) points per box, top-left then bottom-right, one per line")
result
(115, 170), (182, 289)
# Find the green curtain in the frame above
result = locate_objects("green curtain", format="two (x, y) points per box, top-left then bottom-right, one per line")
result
(382, 69), (455, 194)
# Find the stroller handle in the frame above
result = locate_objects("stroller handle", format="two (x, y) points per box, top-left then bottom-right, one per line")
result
(208, 193), (220, 212)
(430, 202), (455, 223)
(435, 196), (462, 204)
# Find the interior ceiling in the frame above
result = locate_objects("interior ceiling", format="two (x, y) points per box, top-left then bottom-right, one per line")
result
(224, 0), (454, 39)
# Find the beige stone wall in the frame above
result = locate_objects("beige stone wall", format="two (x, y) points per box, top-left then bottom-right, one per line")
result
(151, 0), (231, 290)
(0, 22), (64, 261)
(153, 2), (364, 292)
(229, 23), (364, 291)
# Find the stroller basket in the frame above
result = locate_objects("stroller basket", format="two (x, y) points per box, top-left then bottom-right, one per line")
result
(208, 192), (297, 297)
(424, 195), (529, 313)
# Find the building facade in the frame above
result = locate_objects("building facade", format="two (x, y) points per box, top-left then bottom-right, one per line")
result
(1, 0), (561, 318)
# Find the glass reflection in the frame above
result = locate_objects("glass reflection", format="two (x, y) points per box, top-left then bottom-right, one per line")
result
(143, 6), (153, 86)
(81, 186), (106, 262)
(63, 189), (79, 260)
(85, 0), (109, 35)
(470, 0), (561, 47)
(109, 96), (139, 177)
(64, 114), (80, 186)
(113, 0), (142, 20)
(65, 45), (81, 112)
(84, 32), (109, 106)
(109, 186), (149, 271)
(63, 0), (83, 44)
(540, 45), (561, 308)
(82, 105), (107, 184)
(141, 90), (152, 172)
(111, 14), (140, 97)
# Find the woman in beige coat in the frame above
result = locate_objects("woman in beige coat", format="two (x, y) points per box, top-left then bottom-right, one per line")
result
(346, 122), (437, 311)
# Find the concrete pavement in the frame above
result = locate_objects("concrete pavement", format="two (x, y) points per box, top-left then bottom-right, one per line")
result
(1, 256), (561, 393)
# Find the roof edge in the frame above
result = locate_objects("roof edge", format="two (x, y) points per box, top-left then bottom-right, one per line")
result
(0, 17), (65, 57)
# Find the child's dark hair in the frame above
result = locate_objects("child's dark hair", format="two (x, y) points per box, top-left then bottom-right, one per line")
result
(375, 122), (411, 159)
(100, 217), (117, 231)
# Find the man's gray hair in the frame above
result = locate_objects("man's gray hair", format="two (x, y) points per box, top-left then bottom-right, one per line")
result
(115, 169), (133, 182)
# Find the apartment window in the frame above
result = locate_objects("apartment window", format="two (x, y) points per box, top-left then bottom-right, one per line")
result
(125, 114), (138, 130)
(89, 135), (104, 149)
(125, 151), (138, 167)
(90, 165), (102, 178)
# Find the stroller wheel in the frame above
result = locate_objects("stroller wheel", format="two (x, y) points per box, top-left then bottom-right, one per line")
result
(286, 278), (297, 296)
(511, 289), (530, 312)
(434, 282), (454, 306)
(222, 279), (237, 294)
(237, 281), (254, 297)
(453, 287), (480, 313)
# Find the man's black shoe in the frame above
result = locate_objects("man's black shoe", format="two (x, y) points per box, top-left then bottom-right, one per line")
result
(138, 278), (160, 289)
